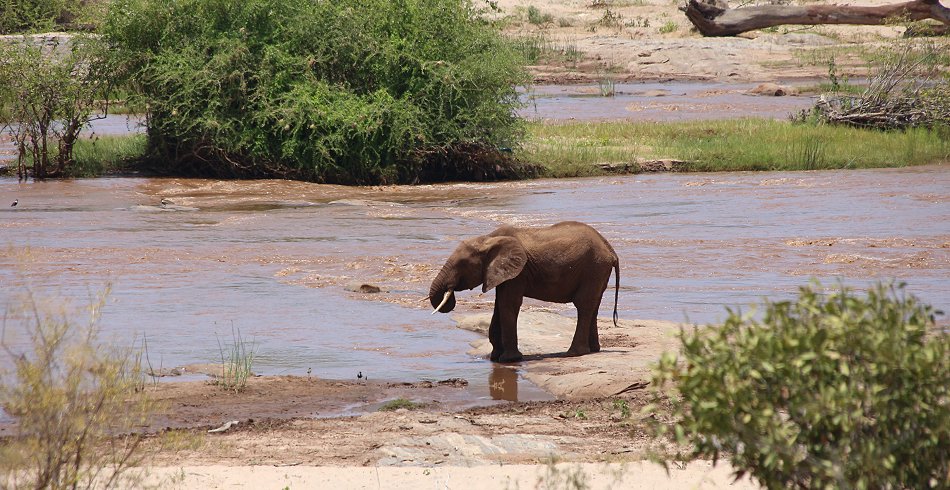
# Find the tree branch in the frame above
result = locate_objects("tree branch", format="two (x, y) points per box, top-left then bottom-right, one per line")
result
(681, 0), (950, 36)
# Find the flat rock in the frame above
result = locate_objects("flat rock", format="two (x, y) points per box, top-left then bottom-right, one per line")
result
(755, 33), (839, 46)
(748, 82), (799, 96)
(454, 311), (685, 400)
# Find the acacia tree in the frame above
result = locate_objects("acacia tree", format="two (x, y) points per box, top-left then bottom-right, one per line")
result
(0, 36), (113, 180)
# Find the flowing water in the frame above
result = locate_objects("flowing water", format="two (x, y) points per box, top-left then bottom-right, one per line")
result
(1, 166), (947, 406)
(520, 81), (815, 121)
(0, 82), (945, 412)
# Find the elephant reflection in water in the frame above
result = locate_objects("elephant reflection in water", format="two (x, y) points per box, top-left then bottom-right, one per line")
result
(429, 221), (620, 363)
(489, 366), (519, 401)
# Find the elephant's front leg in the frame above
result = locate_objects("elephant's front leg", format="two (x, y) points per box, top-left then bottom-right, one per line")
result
(488, 303), (503, 361)
(495, 282), (524, 363)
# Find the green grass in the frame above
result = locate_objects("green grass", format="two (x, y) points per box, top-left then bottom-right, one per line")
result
(521, 119), (950, 177)
(378, 398), (423, 411)
(69, 133), (146, 177)
(798, 81), (866, 95)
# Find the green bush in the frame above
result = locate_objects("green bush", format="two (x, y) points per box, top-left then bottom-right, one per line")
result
(651, 282), (950, 489)
(104, 0), (529, 184)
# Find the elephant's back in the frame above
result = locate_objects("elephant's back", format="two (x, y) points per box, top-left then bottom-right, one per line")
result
(525, 221), (617, 264)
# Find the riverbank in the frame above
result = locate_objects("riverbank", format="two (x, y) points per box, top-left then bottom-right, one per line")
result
(5, 117), (947, 180)
(118, 314), (762, 489)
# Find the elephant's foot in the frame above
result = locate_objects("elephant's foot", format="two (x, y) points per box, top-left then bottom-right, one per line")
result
(566, 345), (592, 356)
(497, 350), (524, 363)
(490, 348), (503, 362)
(590, 341), (601, 353)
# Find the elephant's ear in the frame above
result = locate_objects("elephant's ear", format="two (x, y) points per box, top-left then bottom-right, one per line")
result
(480, 236), (527, 292)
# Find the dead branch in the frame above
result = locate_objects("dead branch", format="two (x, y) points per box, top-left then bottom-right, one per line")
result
(681, 0), (950, 36)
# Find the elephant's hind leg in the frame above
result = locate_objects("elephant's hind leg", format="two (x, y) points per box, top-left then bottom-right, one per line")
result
(568, 279), (606, 355)
(588, 295), (604, 353)
(567, 303), (597, 356)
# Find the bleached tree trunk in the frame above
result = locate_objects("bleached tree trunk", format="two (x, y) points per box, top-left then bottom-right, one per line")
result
(681, 0), (950, 36)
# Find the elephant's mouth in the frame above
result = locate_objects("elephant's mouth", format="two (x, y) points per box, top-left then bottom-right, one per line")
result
(431, 290), (455, 314)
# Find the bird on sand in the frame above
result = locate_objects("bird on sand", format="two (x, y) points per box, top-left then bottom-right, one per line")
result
(160, 198), (172, 208)
(10, 199), (17, 207)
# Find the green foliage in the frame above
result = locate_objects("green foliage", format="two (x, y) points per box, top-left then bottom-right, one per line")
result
(526, 5), (553, 25)
(613, 398), (631, 419)
(104, 0), (529, 184)
(0, 35), (115, 180)
(651, 282), (950, 489)
(0, 288), (155, 489)
(0, 0), (82, 34)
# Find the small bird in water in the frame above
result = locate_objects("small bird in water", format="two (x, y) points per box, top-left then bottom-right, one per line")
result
(160, 198), (173, 208)
(357, 371), (364, 380)
(10, 199), (17, 207)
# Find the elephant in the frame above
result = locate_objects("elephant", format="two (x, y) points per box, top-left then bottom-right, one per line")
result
(429, 221), (620, 363)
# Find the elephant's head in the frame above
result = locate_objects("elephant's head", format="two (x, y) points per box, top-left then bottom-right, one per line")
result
(429, 235), (528, 314)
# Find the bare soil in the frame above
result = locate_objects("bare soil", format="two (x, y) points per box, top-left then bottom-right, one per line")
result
(494, 0), (944, 84)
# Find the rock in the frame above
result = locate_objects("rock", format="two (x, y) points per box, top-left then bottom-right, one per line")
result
(748, 82), (799, 96)
(756, 33), (839, 46)
(147, 367), (183, 377)
(344, 282), (385, 294)
(454, 311), (685, 399)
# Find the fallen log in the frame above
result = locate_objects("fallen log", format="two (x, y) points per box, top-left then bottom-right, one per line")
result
(681, 0), (950, 36)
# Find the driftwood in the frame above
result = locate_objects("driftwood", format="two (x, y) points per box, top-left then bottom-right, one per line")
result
(794, 45), (950, 129)
(681, 0), (950, 36)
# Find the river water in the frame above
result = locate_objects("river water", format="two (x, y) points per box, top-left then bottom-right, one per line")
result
(1, 166), (947, 397)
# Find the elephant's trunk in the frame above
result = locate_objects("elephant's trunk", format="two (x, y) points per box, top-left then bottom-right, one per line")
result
(429, 266), (457, 313)
(431, 290), (453, 314)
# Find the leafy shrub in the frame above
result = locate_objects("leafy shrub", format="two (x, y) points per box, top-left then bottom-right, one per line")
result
(0, 289), (155, 489)
(104, 0), (529, 184)
(0, 35), (115, 180)
(651, 282), (950, 489)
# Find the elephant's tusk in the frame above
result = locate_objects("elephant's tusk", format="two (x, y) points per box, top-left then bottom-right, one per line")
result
(431, 290), (453, 314)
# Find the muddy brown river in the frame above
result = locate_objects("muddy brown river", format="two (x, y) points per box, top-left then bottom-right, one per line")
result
(1, 165), (947, 403)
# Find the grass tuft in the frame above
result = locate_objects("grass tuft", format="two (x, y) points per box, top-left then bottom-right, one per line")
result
(215, 327), (255, 393)
(378, 397), (422, 411)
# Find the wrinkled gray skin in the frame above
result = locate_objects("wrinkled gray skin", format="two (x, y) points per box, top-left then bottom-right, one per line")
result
(429, 221), (620, 363)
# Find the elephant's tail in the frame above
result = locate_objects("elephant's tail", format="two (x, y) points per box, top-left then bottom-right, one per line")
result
(612, 260), (620, 328)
